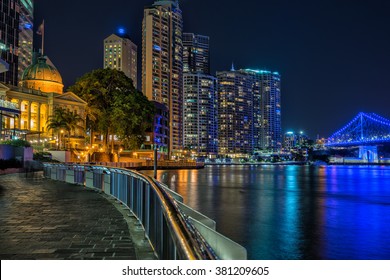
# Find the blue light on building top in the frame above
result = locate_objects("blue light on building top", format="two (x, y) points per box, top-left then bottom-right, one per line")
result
(244, 69), (281, 76)
(118, 28), (126, 35)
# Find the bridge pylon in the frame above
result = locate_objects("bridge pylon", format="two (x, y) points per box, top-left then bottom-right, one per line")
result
(358, 146), (378, 163)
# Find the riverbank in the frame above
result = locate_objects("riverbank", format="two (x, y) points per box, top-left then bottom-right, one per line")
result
(205, 161), (307, 166)
(126, 165), (204, 171)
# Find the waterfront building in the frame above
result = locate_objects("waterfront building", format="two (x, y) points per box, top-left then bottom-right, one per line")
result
(183, 33), (210, 74)
(284, 131), (296, 150)
(18, 0), (34, 82)
(297, 131), (309, 147)
(0, 54), (86, 150)
(216, 70), (253, 156)
(240, 69), (282, 151)
(0, 0), (20, 85)
(283, 131), (309, 150)
(142, 0), (183, 157)
(104, 31), (137, 88)
(183, 73), (217, 155)
(216, 68), (281, 156)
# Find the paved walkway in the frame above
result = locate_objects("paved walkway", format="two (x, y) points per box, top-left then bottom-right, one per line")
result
(0, 173), (151, 260)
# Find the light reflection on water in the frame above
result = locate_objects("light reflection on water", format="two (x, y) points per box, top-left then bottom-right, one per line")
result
(143, 165), (390, 260)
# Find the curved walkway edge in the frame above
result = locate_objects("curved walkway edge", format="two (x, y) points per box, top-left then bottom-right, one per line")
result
(0, 173), (155, 260)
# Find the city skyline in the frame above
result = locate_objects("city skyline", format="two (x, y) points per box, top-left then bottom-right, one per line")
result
(33, 0), (390, 138)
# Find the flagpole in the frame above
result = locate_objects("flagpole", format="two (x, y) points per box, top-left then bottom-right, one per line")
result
(42, 19), (45, 55)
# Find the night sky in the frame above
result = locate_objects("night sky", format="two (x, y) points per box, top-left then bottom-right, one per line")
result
(34, 0), (390, 139)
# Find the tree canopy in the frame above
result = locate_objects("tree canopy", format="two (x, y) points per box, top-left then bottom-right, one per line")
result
(68, 68), (155, 151)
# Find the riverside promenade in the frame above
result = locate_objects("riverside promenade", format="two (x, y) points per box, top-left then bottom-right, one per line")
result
(0, 173), (155, 260)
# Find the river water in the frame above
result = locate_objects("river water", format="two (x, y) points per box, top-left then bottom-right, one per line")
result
(143, 165), (390, 260)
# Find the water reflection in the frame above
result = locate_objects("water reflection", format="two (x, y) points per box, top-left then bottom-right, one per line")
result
(143, 165), (390, 259)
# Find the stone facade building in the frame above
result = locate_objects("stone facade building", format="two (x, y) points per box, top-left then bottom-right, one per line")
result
(0, 55), (86, 150)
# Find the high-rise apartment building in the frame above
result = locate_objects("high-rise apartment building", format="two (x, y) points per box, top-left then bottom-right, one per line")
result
(240, 69), (282, 151)
(182, 32), (216, 155)
(216, 70), (254, 155)
(183, 33), (210, 74)
(18, 0), (34, 81)
(183, 73), (217, 155)
(242, 69), (282, 150)
(0, 0), (20, 85)
(216, 68), (282, 155)
(142, 0), (183, 156)
(104, 31), (137, 88)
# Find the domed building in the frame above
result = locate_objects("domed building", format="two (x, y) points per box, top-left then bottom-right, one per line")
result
(19, 56), (64, 94)
(0, 53), (87, 159)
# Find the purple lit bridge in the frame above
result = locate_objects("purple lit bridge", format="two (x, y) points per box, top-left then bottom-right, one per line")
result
(326, 112), (390, 162)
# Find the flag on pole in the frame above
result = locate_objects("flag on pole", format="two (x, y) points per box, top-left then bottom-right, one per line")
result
(37, 20), (45, 55)
(36, 20), (44, 35)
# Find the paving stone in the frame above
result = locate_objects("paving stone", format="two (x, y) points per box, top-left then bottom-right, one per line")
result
(0, 174), (138, 260)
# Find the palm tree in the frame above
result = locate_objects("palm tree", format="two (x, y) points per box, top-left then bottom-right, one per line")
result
(64, 111), (84, 149)
(46, 107), (68, 150)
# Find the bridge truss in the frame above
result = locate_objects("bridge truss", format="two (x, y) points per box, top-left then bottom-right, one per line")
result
(326, 112), (390, 147)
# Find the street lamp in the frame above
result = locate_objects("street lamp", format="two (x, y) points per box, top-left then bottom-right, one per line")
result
(153, 144), (158, 179)
(60, 129), (64, 150)
(118, 148), (123, 162)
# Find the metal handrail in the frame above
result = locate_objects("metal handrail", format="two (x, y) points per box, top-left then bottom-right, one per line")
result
(137, 171), (216, 260)
(43, 163), (218, 260)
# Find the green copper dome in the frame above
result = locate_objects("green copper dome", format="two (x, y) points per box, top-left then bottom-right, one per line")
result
(21, 56), (63, 85)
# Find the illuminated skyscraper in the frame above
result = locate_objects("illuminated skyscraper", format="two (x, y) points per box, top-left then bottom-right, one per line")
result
(104, 31), (137, 88)
(0, 0), (20, 85)
(182, 32), (216, 154)
(183, 33), (210, 74)
(183, 73), (217, 155)
(216, 70), (254, 155)
(142, 0), (183, 156)
(18, 0), (34, 81)
(240, 69), (282, 151)
(216, 68), (282, 155)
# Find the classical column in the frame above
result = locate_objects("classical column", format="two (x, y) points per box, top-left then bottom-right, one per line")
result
(27, 101), (31, 130)
(37, 103), (41, 132)
(37, 103), (41, 143)
(18, 100), (22, 129)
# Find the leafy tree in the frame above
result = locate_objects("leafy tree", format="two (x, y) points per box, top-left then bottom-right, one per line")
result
(1, 139), (31, 147)
(68, 68), (155, 152)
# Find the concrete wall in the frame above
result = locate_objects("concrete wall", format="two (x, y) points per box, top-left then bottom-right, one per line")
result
(50, 151), (71, 162)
